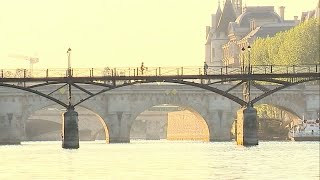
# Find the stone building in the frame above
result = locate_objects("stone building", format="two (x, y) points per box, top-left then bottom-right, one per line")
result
(205, 0), (299, 67)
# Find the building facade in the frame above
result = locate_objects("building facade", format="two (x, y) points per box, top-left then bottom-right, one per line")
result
(205, 0), (300, 67)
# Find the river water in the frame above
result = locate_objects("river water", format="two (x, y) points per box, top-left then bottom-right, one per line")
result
(0, 140), (319, 180)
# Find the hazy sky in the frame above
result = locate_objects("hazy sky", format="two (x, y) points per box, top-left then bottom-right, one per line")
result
(0, 0), (318, 69)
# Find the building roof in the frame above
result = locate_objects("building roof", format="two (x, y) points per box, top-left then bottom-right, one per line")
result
(235, 6), (282, 27)
(241, 23), (295, 41)
(216, 0), (237, 34)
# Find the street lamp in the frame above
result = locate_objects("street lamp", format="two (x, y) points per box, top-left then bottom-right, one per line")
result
(241, 47), (245, 73)
(66, 48), (72, 107)
(241, 45), (252, 107)
(241, 45), (251, 74)
(67, 48), (71, 69)
(67, 48), (72, 77)
(247, 45), (251, 74)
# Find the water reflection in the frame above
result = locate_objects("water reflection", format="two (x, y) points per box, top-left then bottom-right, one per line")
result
(0, 141), (319, 179)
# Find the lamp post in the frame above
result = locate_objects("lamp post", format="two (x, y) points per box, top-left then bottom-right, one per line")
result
(241, 47), (245, 73)
(237, 44), (258, 146)
(241, 45), (251, 74)
(67, 48), (72, 77)
(62, 47), (79, 149)
(247, 45), (251, 74)
(247, 45), (251, 106)
(66, 48), (72, 108)
(241, 45), (252, 107)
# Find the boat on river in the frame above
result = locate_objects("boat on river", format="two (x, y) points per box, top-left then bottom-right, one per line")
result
(289, 118), (320, 141)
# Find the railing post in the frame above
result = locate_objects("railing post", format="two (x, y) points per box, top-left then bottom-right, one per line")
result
(91, 68), (94, 77)
(23, 69), (26, 87)
(181, 67), (183, 75)
(134, 68), (136, 76)
(156, 68), (158, 76)
(159, 67), (161, 76)
(46, 69), (49, 78)
(136, 68), (139, 76)
(220, 67), (223, 75)
(1, 70), (3, 78)
(270, 65), (273, 73)
(316, 65), (318, 73)
(225, 66), (228, 74)
(293, 65), (295, 73)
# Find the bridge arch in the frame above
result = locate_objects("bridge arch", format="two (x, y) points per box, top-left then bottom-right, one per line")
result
(256, 93), (305, 119)
(25, 119), (61, 140)
(101, 87), (236, 142)
(130, 104), (210, 142)
(253, 103), (302, 140)
(21, 97), (109, 143)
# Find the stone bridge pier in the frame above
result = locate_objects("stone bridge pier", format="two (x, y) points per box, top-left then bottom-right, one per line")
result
(146, 120), (161, 140)
(0, 101), (23, 145)
(305, 94), (320, 120)
(103, 112), (132, 143)
(205, 96), (238, 141)
(205, 109), (235, 141)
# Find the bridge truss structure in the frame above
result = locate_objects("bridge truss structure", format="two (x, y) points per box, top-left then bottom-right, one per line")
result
(0, 65), (319, 109)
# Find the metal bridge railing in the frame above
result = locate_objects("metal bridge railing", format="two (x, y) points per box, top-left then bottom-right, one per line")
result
(0, 65), (318, 79)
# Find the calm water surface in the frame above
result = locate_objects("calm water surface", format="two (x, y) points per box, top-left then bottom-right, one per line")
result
(0, 140), (319, 180)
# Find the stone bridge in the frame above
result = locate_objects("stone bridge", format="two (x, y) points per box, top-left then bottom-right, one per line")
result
(0, 83), (319, 144)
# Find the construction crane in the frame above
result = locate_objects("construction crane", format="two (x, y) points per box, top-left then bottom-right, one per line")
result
(8, 54), (39, 76)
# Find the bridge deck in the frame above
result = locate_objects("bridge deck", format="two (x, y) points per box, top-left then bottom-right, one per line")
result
(0, 65), (319, 82)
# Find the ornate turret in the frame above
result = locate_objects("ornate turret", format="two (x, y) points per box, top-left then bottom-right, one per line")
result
(216, 0), (237, 36)
(215, 1), (222, 29)
(232, 0), (243, 16)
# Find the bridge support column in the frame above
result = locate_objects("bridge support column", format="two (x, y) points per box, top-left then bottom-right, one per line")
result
(146, 120), (160, 140)
(62, 109), (79, 149)
(107, 112), (131, 143)
(236, 107), (258, 146)
(0, 113), (21, 145)
(208, 110), (233, 141)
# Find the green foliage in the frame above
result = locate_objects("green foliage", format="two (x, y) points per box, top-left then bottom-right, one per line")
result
(249, 18), (320, 65)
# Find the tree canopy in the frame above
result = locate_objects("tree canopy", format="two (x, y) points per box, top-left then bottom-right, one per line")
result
(248, 18), (320, 65)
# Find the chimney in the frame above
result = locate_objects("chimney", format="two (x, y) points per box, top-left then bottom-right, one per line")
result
(279, 6), (285, 21)
(293, 16), (299, 24)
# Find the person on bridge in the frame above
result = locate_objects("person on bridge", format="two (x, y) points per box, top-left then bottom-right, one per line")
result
(141, 62), (145, 75)
(204, 62), (208, 75)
